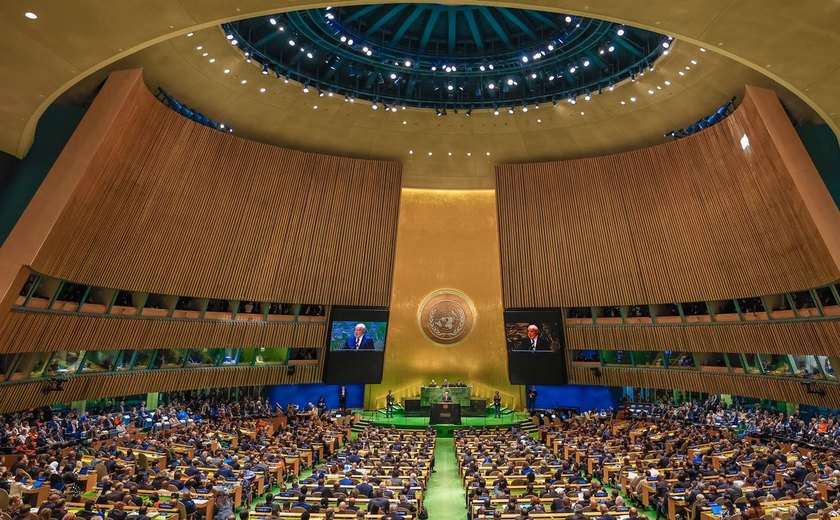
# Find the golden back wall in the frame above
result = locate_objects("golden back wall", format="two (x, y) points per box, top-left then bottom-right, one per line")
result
(368, 189), (521, 409)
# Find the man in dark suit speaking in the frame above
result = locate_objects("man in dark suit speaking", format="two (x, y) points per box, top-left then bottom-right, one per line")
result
(518, 324), (551, 351)
(344, 323), (375, 350)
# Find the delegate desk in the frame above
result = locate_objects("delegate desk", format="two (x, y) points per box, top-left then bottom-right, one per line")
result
(430, 403), (461, 425)
(420, 386), (470, 407)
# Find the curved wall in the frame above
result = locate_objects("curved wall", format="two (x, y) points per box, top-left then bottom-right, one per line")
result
(21, 70), (402, 306)
(498, 86), (840, 308)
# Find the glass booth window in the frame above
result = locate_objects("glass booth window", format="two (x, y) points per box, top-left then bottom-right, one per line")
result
(55, 282), (86, 303)
(156, 349), (186, 369)
(601, 350), (632, 367)
(759, 354), (792, 376)
(790, 355), (824, 379)
(816, 287), (836, 307)
(741, 353), (762, 375)
(254, 348), (288, 365)
(45, 351), (84, 376)
(82, 351), (120, 373)
(132, 350), (155, 370)
(633, 351), (663, 368)
(186, 349), (225, 367)
(697, 352), (728, 369)
(819, 356), (836, 380)
(572, 350), (601, 363)
(664, 351), (695, 368)
(9, 353), (52, 380)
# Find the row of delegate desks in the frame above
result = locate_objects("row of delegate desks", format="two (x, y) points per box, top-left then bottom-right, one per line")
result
(546, 424), (832, 520)
(63, 421), (352, 513)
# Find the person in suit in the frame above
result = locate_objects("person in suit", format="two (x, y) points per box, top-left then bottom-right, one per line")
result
(344, 323), (374, 350)
(441, 391), (452, 403)
(526, 386), (537, 413)
(518, 324), (551, 351)
(428, 379), (437, 387)
(385, 391), (395, 418)
(493, 391), (502, 418)
(338, 386), (347, 411)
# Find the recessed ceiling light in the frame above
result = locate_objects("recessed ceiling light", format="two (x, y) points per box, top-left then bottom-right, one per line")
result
(620, 101), (626, 105)
(630, 97), (636, 102)
(313, 105), (318, 110)
(24, 12), (37, 19)
(580, 111), (585, 115)
(196, 46), (203, 51)
(259, 87), (266, 93)
(486, 152), (491, 156)
(223, 69), (230, 74)
(402, 120), (407, 125)
(537, 119), (542, 123)
(427, 152), (433, 156)
(209, 58), (216, 63)
(467, 152), (472, 156)
(409, 150), (414, 155)
(448, 152), (452, 156)
(186, 32), (194, 37)
(241, 79), (247, 84)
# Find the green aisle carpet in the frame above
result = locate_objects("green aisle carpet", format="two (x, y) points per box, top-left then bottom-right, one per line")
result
(424, 437), (467, 520)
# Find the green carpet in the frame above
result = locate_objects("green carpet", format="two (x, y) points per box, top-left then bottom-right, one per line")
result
(424, 438), (467, 520)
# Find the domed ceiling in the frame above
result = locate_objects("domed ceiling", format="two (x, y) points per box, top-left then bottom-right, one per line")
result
(224, 4), (668, 110)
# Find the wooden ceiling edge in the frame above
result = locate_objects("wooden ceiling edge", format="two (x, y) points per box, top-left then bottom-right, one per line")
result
(11, 1), (838, 159)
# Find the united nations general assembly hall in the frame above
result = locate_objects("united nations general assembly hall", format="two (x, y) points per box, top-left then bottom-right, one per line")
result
(0, 2), (840, 520)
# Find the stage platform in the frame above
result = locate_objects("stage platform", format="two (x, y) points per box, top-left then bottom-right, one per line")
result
(357, 408), (533, 436)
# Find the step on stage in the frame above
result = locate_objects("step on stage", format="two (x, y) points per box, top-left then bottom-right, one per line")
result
(359, 408), (532, 436)
(403, 397), (489, 417)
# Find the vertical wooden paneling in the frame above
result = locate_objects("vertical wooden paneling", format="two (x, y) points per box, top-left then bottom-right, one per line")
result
(27, 72), (401, 306)
(497, 89), (839, 308)
(565, 320), (840, 356)
(0, 311), (327, 353)
(0, 364), (321, 413)
(569, 366), (840, 409)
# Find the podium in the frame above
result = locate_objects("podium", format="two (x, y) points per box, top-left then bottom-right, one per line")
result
(429, 403), (461, 425)
(420, 386), (471, 407)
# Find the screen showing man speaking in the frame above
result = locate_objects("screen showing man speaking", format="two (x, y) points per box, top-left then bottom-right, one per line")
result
(323, 307), (389, 384)
(504, 309), (567, 384)
(329, 321), (387, 351)
(504, 310), (562, 352)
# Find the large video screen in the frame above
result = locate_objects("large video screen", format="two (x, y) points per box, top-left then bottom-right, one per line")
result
(328, 321), (388, 351)
(504, 310), (563, 352)
(323, 308), (389, 384)
(505, 309), (567, 385)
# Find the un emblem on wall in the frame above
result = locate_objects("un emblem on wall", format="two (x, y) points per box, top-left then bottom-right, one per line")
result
(418, 290), (475, 345)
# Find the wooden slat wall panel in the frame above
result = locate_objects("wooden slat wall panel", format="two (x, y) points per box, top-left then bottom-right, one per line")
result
(497, 91), (839, 308)
(0, 311), (326, 353)
(566, 320), (840, 356)
(0, 364), (321, 413)
(29, 77), (401, 306)
(569, 366), (840, 409)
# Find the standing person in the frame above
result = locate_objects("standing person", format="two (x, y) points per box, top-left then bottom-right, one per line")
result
(526, 386), (537, 414)
(493, 391), (502, 418)
(385, 391), (395, 418)
(339, 386), (347, 412)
